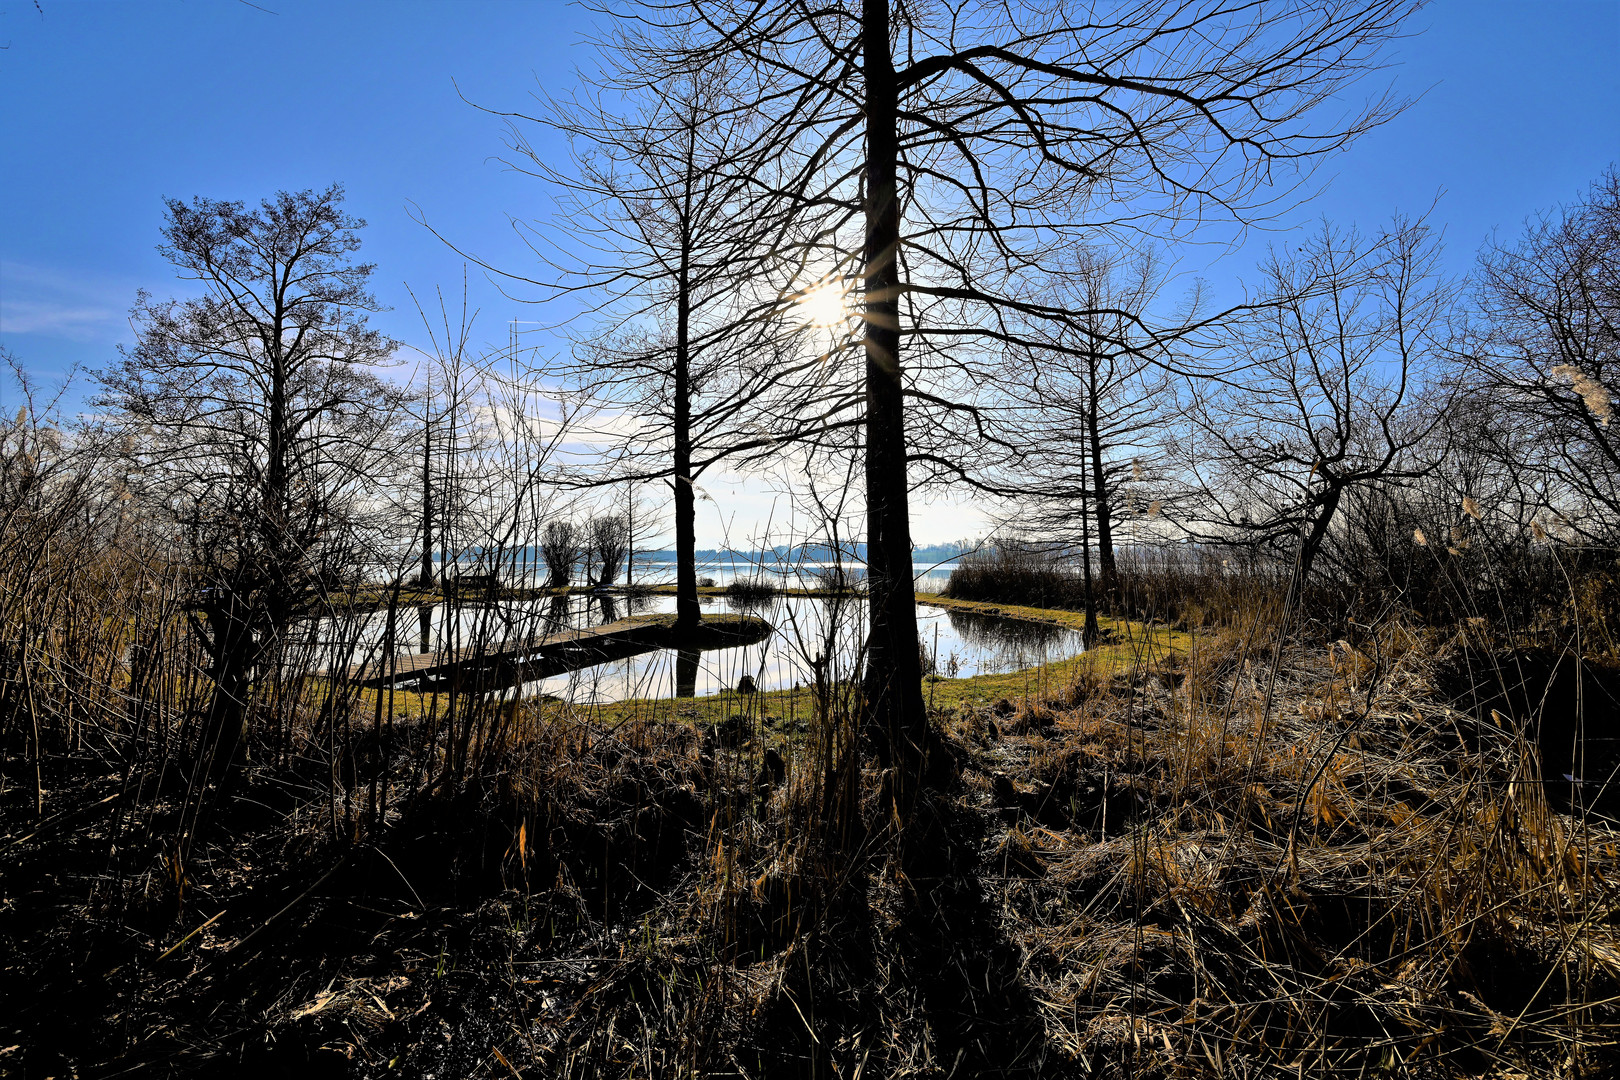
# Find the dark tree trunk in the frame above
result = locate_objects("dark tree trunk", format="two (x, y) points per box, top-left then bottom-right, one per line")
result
(1086, 357), (1117, 587)
(1296, 483), (1343, 591)
(199, 605), (255, 783)
(1081, 491), (1099, 649)
(861, 0), (930, 809)
(420, 414), (434, 588)
(673, 237), (701, 630)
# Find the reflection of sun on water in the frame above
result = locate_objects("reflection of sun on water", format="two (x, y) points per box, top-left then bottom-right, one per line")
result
(799, 282), (847, 328)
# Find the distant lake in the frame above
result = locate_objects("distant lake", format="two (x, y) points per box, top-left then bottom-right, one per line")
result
(436, 552), (960, 592)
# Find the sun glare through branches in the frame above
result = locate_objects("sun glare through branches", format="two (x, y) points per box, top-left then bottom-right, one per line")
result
(797, 281), (848, 328)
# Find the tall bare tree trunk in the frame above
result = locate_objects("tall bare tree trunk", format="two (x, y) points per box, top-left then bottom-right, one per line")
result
(673, 236), (701, 630)
(861, 0), (929, 808)
(1081, 491), (1099, 648)
(420, 412), (434, 588)
(1086, 355), (1117, 587)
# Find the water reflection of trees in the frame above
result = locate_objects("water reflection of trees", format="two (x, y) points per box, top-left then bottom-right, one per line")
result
(424, 595), (1084, 702)
(546, 593), (571, 629)
(945, 610), (1077, 657)
(723, 590), (782, 615)
(674, 648), (700, 698)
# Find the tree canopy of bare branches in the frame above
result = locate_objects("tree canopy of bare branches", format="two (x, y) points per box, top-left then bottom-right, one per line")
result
(447, 57), (851, 627)
(606, 0), (1420, 807)
(1004, 247), (1177, 584)
(96, 185), (404, 779)
(1176, 219), (1452, 587)
(1460, 167), (1620, 536)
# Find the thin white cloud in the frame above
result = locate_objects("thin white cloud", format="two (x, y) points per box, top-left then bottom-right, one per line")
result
(1, 299), (121, 338)
(0, 261), (129, 342)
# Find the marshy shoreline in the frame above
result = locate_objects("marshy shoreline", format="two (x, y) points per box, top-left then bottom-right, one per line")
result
(5, 589), (1618, 1079)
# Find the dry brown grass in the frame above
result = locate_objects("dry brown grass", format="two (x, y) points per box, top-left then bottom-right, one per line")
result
(280, 615), (1610, 1078)
(922, 621), (1620, 1078)
(4, 424), (1616, 1078)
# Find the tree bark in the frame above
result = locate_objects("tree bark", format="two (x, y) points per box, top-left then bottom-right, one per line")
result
(1296, 482), (1343, 590)
(420, 412), (434, 588)
(1086, 354), (1117, 586)
(673, 228), (701, 629)
(861, 0), (929, 807)
(199, 605), (255, 783)
(1081, 488), (1099, 648)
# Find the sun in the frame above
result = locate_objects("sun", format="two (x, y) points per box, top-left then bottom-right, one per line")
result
(798, 282), (848, 328)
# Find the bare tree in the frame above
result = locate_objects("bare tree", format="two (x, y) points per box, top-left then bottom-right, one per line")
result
(541, 519), (581, 589)
(1177, 219), (1451, 590)
(437, 63), (845, 629)
(1007, 248), (1177, 588)
(589, 513), (630, 586)
(96, 185), (402, 780)
(400, 283), (481, 591)
(619, 0), (1419, 809)
(1460, 168), (1619, 537)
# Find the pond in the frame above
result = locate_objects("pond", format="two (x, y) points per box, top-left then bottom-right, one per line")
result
(320, 591), (1082, 704)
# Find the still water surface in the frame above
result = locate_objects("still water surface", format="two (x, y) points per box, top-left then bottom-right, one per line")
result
(328, 587), (1081, 704)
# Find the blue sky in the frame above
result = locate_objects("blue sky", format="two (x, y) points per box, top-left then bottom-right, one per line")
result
(1, 0), (1616, 543)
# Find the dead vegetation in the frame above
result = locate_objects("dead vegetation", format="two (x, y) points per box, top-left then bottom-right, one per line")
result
(4, 385), (1618, 1077)
(6, 601), (1619, 1078)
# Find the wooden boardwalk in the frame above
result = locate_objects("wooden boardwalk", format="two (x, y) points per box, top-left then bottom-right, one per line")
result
(337, 612), (771, 689)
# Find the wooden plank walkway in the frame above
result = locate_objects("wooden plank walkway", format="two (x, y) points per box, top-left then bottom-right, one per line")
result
(334, 612), (773, 689)
(341, 614), (677, 688)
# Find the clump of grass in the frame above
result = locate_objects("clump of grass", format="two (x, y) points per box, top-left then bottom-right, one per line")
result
(724, 577), (777, 604)
(810, 564), (858, 593)
(936, 617), (1620, 1077)
(944, 541), (1085, 608)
